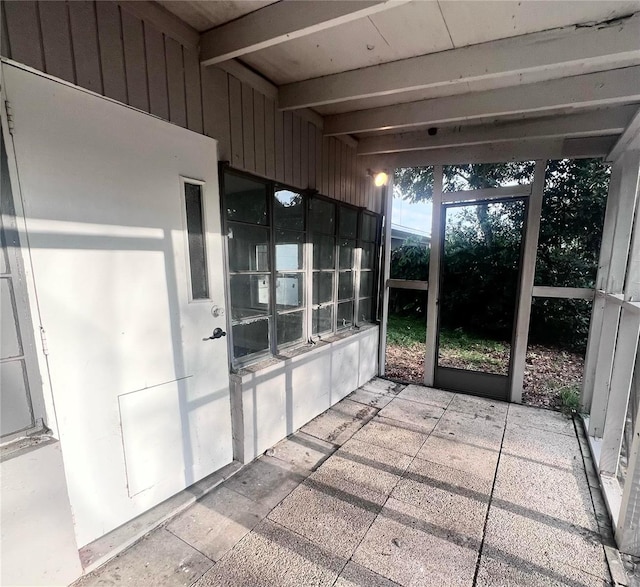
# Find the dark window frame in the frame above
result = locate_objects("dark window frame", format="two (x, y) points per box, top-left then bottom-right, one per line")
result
(220, 165), (381, 367)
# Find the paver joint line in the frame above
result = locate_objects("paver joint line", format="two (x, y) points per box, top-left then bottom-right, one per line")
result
(471, 402), (510, 587)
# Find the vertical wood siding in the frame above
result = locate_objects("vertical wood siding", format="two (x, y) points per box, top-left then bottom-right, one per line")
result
(1, 0), (380, 212)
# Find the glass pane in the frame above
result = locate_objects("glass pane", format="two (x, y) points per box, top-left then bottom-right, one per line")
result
(339, 239), (355, 269)
(337, 301), (354, 329)
(276, 273), (304, 309)
(359, 271), (374, 299)
(358, 298), (372, 323)
(534, 158), (608, 288)
(184, 183), (209, 299)
(437, 200), (525, 375)
(361, 213), (377, 242)
(274, 189), (304, 230)
(228, 224), (269, 272)
(361, 243), (376, 270)
(224, 171), (268, 225)
(277, 311), (304, 347)
(232, 318), (269, 359)
(313, 272), (333, 305)
(313, 233), (335, 270)
(385, 290), (428, 384)
(309, 198), (335, 234)
(275, 230), (304, 271)
(524, 298), (591, 409)
(443, 161), (535, 192)
(338, 271), (353, 300)
(390, 238), (429, 280)
(312, 306), (333, 335)
(230, 274), (270, 320)
(339, 207), (358, 238)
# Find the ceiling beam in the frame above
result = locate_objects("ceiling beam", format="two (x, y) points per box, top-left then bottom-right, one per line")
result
(279, 13), (640, 110)
(200, 0), (409, 66)
(362, 136), (617, 168)
(324, 67), (640, 136)
(357, 107), (636, 155)
(607, 107), (640, 162)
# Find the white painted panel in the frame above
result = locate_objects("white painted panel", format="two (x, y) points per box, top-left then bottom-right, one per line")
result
(3, 64), (233, 547)
(119, 382), (184, 496)
(1, 441), (82, 586)
(234, 327), (380, 462)
(291, 351), (332, 431)
(157, 0), (278, 32)
(359, 327), (379, 386)
(330, 338), (360, 402)
(440, 1), (640, 48)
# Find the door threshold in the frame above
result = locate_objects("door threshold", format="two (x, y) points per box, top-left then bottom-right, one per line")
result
(79, 461), (243, 575)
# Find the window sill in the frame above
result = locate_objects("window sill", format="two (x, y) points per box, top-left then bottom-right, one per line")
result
(230, 323), (378, 383)
(0, 431), (55, 463)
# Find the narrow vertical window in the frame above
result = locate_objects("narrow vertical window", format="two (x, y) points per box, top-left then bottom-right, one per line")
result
(184, 182), (209, 300)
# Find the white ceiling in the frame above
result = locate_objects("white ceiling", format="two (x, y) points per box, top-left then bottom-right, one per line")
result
(157, 0), (278, 32)
(161, 0), (640, 86)
(156, 0), (640, 162)
(242, 1), (640, 85)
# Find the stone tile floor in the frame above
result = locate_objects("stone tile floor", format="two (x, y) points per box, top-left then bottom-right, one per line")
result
(75, 379), (619, 587)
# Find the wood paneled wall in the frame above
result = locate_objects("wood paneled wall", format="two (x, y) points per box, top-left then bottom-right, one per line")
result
(0, 0), (381, 212)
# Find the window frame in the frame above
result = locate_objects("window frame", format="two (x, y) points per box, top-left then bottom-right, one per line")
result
(179, 177), (212, 303)
(273, 187), (308, 352)
(220, 165), (380, 368)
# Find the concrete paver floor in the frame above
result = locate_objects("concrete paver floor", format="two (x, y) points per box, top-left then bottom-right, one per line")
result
(74, 380), (617, 587)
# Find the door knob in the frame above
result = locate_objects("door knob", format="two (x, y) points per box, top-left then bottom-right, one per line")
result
(204, 327), (226, 341)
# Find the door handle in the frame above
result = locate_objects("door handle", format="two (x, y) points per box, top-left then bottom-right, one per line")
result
(204, 327), (226, 341)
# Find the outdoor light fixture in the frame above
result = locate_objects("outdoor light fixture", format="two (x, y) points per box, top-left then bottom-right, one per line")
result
(369, 170), (389, 187)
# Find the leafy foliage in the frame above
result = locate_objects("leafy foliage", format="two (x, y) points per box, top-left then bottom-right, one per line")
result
(390, 159), (609, 352)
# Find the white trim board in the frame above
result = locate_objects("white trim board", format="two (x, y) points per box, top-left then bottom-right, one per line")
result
(442, 184), (531, 204)
(531, 286), (595, 300)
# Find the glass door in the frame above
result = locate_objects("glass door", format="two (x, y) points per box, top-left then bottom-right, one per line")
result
(434, 198), (526, 400)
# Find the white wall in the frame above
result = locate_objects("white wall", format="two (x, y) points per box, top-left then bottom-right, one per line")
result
(231, 326), (379, 463)
(1, 440), (82, 586)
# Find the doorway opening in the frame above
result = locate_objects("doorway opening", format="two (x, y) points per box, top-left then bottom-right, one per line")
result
(434, 198), (526, 400)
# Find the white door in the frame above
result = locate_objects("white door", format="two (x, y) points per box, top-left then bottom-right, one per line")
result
(3, 64), (233, 546)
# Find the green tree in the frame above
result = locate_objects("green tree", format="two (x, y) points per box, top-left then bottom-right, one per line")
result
(391, 159), (609, 351)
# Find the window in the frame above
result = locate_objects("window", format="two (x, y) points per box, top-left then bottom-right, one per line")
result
(274, 189), (305, 348)
(222, 168), (380, 365)
(183, 181), (209, 300)
(310, 198), (336, 336)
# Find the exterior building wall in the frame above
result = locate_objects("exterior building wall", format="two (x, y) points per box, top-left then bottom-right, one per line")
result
(0, 0), (381, 212)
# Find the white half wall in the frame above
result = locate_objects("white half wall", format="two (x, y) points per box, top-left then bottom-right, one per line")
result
(231, 326), (379, 463)
(1, 440), (82, 586)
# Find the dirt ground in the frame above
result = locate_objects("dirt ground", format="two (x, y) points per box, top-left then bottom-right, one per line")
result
(385, 342), (584, 410)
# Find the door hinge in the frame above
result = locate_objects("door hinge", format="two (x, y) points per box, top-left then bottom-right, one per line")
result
(40, 327), (49, 356)
(5, 100), (14, 135)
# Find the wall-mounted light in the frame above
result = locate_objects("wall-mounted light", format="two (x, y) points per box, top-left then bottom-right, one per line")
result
(368, 169), (389, 187)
